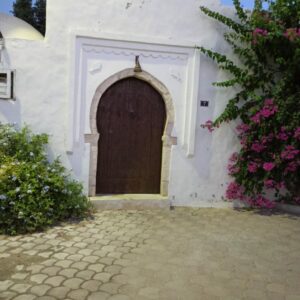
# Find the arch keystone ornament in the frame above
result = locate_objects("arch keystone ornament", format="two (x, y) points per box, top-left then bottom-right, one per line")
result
(85, 68), (177, 197)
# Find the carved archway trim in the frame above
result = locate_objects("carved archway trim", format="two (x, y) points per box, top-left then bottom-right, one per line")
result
(85, 68), (177, 196)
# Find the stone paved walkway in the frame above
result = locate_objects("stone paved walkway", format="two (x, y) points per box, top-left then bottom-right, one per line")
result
(0, 208), (300, 300)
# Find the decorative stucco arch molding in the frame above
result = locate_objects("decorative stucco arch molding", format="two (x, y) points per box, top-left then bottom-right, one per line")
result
(85, 68), (177, 197)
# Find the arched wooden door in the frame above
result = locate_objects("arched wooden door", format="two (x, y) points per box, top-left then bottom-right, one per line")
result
(96, 77), (166, 194)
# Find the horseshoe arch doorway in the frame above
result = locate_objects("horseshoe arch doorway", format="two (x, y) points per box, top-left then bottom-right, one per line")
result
(96, 77), (166, 194)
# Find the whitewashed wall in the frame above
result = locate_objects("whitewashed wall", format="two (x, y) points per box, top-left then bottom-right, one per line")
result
(0, 0), (241, 207)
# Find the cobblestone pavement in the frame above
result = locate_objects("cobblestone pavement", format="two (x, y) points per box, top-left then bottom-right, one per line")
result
(1, 208), (300, 300)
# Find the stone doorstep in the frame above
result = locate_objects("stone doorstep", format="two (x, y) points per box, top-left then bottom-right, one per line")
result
(90, 194), (170, 210)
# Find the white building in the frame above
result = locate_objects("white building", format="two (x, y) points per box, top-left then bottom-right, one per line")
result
(0, 0), (240, 207)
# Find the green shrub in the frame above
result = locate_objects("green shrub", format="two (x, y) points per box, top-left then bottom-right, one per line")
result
(0, 123), (91, 235)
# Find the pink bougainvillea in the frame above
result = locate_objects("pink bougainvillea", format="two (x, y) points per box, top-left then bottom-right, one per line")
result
(236, 123), (250, 134)
(201, 120), (215, 132)
(294, 128), (300, 139)
(251, 142), (265, 153)
(264, 179), (276, 189)
(226, 182), (244, 200)
(252, 28), (268, 44)
(200, 2), (300, 208)
(263, 162), (275, 171)
(248, 162), (259, 173)
(284, 28), (300, 41)
(250, 113), (261, 124)
(281, 145), (299, 160)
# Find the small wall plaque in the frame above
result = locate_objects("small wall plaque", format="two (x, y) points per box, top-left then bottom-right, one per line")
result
(200, 100), (209, 107)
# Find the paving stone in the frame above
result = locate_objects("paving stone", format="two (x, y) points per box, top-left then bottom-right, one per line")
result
(115, 247), (131, 254)
(34, 297), (56, 300)
(38, 252), (54, 258)
(21, 242), (36, 250)
(68, 289), (90, 300)
(71, 261), (89, 270)
(48, 286), (71, 298)
(30, 274), (48, 284)
(63, 278), (84, 289)
(76, 270), (95, 280)
(100, 282), (123, 295)
(30, 284), (51, 296)
(44, 276), (66, 287)
(109, 241), (124, 247)
(55, 259), (73, 268)
(11, 272), (29, 280)
(88, 263), (105, 272)
(114, 259), (131, 267)
(47, 240), (61, 246)
(0, 253), (10, 258)
(34, 244), (52, 251)
(58, 268), (78, 278)
(10, 283), (32, 293)
(78, 249), (94, 256)
(118, 284), (138, 297)
(88, 291), (110, 300)
(93, 272), (112, 283)
(122, 253), (139, 260)
(82, 255), (99, 263)
(286, 295), (300, 300)
(33, 238), (47, 245)
(41, 259), (56, 267)
(137, 287), (160, 299)
(120, 266), (140, 277)
(52, 252), (69, 260)
(93, 250), (110, 262)
(102, 245), (116, 252)
(10, 249), (22, 254)
(23, 250), (39, 256)
(6, 241), (21, 248)
(0, 291), (17, 300)
(0, 246), (8, 252)
(15, 265), (25, 272)
(105, 265), (123, 276)
(19, 237), (34, 243)
(68, 254), (84, 261)
(111, 274), (129, 284)
(12, 295), (36, 300)
(74, 242), (88, 248)
(107, 295), (130, 300)
(27, 265), (44, 274)
(267, 283), (286, 294)
(64, 247), (80, 254)
(107, 252), (122, 259)
(73, 236), (84, 242)
(81, 279), (102, 292)
(83, 238), (98, 244)
(41, 266), (61, 276)
(59, 241), (75, 247)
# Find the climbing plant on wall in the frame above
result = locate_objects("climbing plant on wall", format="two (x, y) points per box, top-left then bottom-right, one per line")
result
(199, 0), (300, 208)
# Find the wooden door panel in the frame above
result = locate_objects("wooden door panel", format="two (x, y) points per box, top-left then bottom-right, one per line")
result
(96, 78), (166, 194)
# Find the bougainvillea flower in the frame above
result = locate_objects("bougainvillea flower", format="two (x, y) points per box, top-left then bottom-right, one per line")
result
(263, 162), (275, 171)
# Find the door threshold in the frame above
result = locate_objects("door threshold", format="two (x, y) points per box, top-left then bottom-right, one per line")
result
(89, 194), (170, 210)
